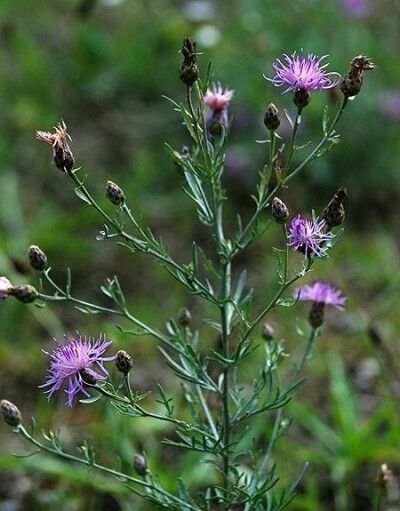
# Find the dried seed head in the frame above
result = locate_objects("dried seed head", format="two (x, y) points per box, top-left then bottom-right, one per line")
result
(28, 245), (48, 272)
(115, 350), (133, 375)
(308, 302), (325, 329)
(340, 55), (375, 98)
(1, 399), (22, 427)
(10, 284), (39, 303)
(261, 323), (274, 342)
(264, 103), (281, 131)
(178, 307), (191, 326)
(106, 181), (125, 206)
(133, 454), (147, 477)
(323, 186), (347, 228)
(293, 87), (311, 108)
(271, 197), (289, 223)
(36, 121), (75, 173)
(179, 38), (199, 87)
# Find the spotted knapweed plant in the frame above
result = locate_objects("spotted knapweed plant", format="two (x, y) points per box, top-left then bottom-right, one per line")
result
(1, 42), (374, 510)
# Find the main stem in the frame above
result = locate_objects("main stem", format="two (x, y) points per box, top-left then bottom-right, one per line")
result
(221, 260), (231, 504)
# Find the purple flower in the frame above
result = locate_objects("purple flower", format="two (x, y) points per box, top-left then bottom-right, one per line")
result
(295, 281), (346, 309)
(204, 83), (234, 137)
(204, 82), (234, 111)
(288, 215), (334, 257)
(268, 53), (340, 92)
(0, 277), (12, 302)
(342, 0), (371, 17)
(41, 334), (115, 407)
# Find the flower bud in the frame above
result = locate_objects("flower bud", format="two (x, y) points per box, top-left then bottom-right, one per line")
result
(179, 38), (199, 87)
(10, 285), (39, 303)
(323, 187), (347, 228)
(308, 302), (325, 329)
(264, 103), (280, 131)
(79, 369), (97, 385)
(178, 307), (191, 326)
(28, 245), (48, 272)
(106, 181), (125, 206)
(133, 454), (147, 477)
(271, 197), (289, 224)
(376, 463), (393, 490)
(293, 87), (310, 108)
(115, 350), (133, 375)
(0, 276), (13, 302)
(1, 399), (22, 427)
(261, 323), (274, 342)
(340, 55), (375, 98)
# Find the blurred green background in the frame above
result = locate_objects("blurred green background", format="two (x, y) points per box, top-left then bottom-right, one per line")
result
(1, 0), (399, 509)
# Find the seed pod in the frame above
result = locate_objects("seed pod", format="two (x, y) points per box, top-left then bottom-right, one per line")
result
(106, 181), (125, 205)
(264, 103), (280, 131)
(28, 245), (48, 272)
(115, 350), (133, 375)
(10, 285), (39, 303)
(1, 400), (22, 427)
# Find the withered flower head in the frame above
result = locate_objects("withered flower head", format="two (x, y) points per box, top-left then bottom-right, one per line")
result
(340, 55), (375, 98)
(179, 38), (199, 87)
(36, 121), (75, 173)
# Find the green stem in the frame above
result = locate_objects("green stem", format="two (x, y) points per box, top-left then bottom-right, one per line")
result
(17, 425), (199, 511)
(285, 107), (303, 173)
(293, 328), (318, 382)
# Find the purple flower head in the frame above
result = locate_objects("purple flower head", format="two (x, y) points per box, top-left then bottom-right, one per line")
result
(342, 0), (371, 17)
(295, 281), (346, 310)
(0, 277), (12, 302)
(268, 53), (340, 92)
(288, 214), (334, 258)
(204, 82), (234, 111)
(40, 333), (115, 407)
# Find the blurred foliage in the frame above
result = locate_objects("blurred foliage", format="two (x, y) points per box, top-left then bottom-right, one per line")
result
(1, 0), (400, 509)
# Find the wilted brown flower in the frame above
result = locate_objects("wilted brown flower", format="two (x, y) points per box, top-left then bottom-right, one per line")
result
(36, 121), (75, 172)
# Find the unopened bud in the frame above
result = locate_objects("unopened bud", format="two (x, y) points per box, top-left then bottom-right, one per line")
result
(106, 181), (125, 205)
(264, 103), (280, 131)
(261, 323), (274, 342)
(179, 38), (199, 87)
(323, 187), (347, 228)
(377, 463), (393, 490)
(115, 350), (133, 375)
(1, 400), (22, 427)
(133, 454), (147, 477)
(340, 55), (375, 98)
(80, 369), (97, 385)
(10, 285), (39, 303)
(271, 197), (289, 223)
(308, 302), (325, 329)
(28, 245), (48, 272)
(0, 276), (12, 302)
(178, 307), (191, 326)
(293, 87), (310, 108)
